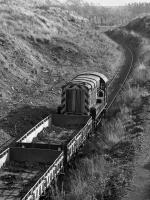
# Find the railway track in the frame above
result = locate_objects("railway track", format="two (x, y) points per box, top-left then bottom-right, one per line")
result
(0, 40), (135, 200)
(95, 44), (134, 128)
(107, 45), (134, 110)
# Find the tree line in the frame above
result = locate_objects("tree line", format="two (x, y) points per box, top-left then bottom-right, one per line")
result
(64, 0), (150, 26)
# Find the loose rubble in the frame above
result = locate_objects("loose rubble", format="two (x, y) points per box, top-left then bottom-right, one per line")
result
(33, 125), (75, 145)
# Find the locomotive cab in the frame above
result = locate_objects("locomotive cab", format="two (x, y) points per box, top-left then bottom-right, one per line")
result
(96, 77), (107, 104)
(59, 72), (108, 115)
(97, 89), (104, 103)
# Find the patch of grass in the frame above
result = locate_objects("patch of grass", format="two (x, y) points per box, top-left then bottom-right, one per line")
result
(132, 62), (150, 86)
(119, 61), (150, 109)
(120, 84), (142, 108)
(103, 118), (125, 145)
(51, 156), (109, 200)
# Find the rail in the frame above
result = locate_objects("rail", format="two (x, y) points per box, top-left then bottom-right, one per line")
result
(107, 69), (120, 88)
(107, 46), (134, 110)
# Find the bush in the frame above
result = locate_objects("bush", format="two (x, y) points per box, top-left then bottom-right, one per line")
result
(132, 62), (150, 86)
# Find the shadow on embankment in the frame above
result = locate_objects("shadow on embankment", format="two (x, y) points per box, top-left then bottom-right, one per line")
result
(0, 105), (56, 138)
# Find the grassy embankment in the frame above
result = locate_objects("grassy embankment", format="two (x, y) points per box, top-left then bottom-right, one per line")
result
(0, 0), (121, 142)
(50, 30), (150, 200)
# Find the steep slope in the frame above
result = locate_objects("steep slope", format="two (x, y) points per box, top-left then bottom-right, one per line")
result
(0, 0), (121, 138)
(125, 15), (150, 72)
(126, 15), (150, 36)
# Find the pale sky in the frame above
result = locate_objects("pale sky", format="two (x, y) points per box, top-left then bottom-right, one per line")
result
(83, 0), (150, 6)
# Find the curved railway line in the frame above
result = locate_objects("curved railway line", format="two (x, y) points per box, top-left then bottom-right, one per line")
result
(107, 45), (134, 110)
(0, 40), (135, 200)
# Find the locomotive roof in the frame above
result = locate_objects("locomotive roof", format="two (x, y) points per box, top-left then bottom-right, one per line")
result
(79, 71), (108, 83)
(72, 79), (95, 89)
(73, 75), (99, 89)
(63, 72), (108, 90)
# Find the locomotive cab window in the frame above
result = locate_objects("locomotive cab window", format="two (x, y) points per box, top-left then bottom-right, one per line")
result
(100, 82), (105, 90)
(96, 98), (102, 104)
(98, 90), (103, 97)
(97, 89), (104, 104)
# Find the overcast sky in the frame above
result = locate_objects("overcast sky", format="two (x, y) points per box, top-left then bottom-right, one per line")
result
(84, 0), (150, 6)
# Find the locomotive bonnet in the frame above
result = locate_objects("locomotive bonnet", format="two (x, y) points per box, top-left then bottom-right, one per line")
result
(60, 71), (108, 115)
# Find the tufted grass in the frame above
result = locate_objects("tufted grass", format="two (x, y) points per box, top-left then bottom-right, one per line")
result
(51, 156), (109, 200)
